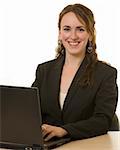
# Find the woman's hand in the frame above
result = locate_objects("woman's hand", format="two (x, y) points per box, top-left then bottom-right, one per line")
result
(42, 124), (68, 141)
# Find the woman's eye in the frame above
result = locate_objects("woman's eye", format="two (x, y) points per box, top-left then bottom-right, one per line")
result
(63, 28), (70, 31)
(79, 28), (85, 32)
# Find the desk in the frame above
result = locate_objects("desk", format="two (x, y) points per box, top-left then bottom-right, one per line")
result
(0, 132), (120, 150)
(54, 131), (120, 150)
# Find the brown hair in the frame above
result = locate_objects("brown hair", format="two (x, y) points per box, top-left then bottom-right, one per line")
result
(56, 3), (98, 86)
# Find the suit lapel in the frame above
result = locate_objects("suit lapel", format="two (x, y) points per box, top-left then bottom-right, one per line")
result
(46, 56), (65, 115)
(47, 55), (88, 114)
(62, 57), (88, 111)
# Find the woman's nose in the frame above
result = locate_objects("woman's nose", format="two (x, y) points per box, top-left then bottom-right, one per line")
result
(70, 31), (78, 40)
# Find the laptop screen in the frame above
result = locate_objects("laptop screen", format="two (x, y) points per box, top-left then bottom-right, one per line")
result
(0, 85), (44, 149)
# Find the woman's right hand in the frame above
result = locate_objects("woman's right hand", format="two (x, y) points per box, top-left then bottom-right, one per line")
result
(42, 124), (68, 141)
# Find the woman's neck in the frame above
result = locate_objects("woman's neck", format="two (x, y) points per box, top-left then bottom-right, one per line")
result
(64, 53), (85, 68)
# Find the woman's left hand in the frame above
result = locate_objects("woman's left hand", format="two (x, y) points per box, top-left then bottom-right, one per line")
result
(42, 124), (68, 141)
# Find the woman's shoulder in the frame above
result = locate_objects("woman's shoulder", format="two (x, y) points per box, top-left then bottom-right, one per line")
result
(37, 55), (64, 69)
(95, 60), (117, 74)
(38, 58), (57, 67)
(36, 56), (63, 71)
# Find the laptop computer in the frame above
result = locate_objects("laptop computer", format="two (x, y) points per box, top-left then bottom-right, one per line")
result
(0, 85), (71, 150)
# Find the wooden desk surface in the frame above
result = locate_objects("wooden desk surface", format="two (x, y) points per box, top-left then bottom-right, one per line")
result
(54, 131), (120, 150)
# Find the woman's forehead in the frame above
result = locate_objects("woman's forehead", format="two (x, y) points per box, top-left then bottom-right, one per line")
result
(60, 12), (86, 27)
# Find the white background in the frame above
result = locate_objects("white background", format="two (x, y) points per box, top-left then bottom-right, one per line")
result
(0, 0), (120, 119)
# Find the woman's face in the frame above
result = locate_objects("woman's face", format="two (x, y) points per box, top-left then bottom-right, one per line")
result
(59, 12), (90, 57)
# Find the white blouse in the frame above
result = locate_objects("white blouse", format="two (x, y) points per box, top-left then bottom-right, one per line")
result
(59, 92), (67, 109)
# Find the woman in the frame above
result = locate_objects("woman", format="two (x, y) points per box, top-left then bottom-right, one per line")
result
(32, 4), (118, 141)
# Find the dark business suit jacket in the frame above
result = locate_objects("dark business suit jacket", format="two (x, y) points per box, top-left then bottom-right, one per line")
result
(32, 55), (118, 140)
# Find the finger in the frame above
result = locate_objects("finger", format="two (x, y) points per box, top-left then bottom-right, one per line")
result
(41, 128), (47, 138)
(42, 124), (47, 131)
(42, 130), (48, 138)
(44, 132), (55, 141)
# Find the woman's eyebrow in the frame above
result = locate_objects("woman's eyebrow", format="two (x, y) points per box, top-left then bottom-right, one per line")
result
(63, 25), (85, 28)
(76, 26), (85, 29)
(63, 25), (71, 28)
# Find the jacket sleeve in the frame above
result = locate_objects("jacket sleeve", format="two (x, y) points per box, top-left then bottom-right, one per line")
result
(62, 68), (118, 140)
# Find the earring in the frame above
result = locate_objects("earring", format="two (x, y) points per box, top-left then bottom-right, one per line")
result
(58, 39), (64, 50)
(57, 40), (64, 55)
(87, 41), (93, 53)
(58, 40), (63, 50)
(58, 39), (62, 46)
